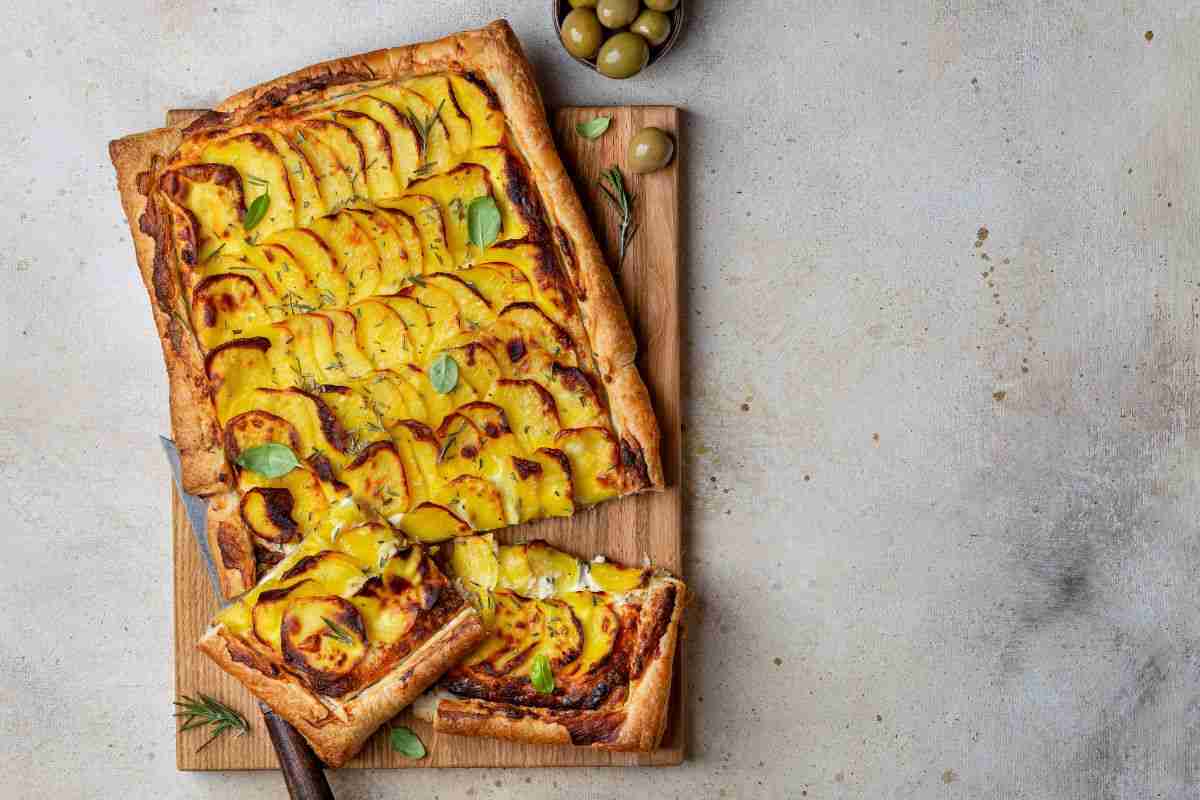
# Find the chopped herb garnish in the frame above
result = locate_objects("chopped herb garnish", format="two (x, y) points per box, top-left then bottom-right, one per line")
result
(321, 617), (355, 645)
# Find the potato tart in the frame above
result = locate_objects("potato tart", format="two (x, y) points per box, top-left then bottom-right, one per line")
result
(109, 21), (667, 767)
(416, 536), (685, 751)
(110, 20), (662, 597)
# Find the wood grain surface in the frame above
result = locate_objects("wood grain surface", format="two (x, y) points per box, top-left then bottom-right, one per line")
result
(172, 105), (684, 770)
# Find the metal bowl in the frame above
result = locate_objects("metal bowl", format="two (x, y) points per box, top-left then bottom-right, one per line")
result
(552, 1), (686, 77)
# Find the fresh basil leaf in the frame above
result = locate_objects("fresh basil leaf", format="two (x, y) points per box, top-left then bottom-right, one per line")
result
(575, 116), (612, 140)
(389, 726), (426, 759)
(530, 653), (555, 694)
(235, 443), (300, 478)
(429, 353), (459, 395)
(467, 196), (502, 251)
(243, 191), (270, 231)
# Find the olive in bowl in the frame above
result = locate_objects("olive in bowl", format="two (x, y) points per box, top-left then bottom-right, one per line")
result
(645, 0), (678, 9)
(554, 0), (685, 78)
(596, 32), (650, 79)
(630, 9), (672, 46)
(597, 0), (640, 28)
(560, 8), (604, 59)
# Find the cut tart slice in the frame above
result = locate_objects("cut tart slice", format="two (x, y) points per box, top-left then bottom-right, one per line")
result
(199, 500), (484, 766)
(109, 19), (663, 600)
(414, 536), (686, 752)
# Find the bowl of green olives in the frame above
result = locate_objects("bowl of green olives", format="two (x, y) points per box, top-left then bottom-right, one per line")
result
(554, 0), (685, 79)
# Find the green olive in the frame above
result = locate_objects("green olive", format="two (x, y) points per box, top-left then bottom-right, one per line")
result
(568, 0), (597, 7)
(630, 9), (672, 46)
(628, 127), (674, 173)
(644, 0), (679, 10)
(596, 32), (650, 79)
(560, 9), (604, 59)
(596, 0), (640, 29)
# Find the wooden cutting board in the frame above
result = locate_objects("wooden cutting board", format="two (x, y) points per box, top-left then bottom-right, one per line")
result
(171, 106), (683, 770)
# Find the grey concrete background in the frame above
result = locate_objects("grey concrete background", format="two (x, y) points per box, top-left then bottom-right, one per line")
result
(2, 0), (1198, 797)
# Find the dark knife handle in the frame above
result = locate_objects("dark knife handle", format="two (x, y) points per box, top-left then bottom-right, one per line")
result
(259, 702), (335, 800)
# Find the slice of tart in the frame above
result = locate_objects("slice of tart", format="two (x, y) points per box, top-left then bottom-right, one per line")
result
(414, 536), (686, 752)
(198, 502), (483, 766)
(110, 19), (663, 600)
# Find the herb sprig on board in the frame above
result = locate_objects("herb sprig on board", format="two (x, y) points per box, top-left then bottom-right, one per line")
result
(173, 694), (250, 752)
(598, 166), (638, 268)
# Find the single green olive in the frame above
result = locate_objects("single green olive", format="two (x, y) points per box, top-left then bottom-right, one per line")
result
(630, 9), (672, 46)
(596, 0), (640, 29)
(560, 8), (604, 59)
(596, 32), (650, 78)
(628, 127), (674, 173)
(644, 0), (679, 10)
(568, 0), (597, 7)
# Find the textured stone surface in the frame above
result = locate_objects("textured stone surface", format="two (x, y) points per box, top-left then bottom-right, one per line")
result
(3, 1), (1199, 797)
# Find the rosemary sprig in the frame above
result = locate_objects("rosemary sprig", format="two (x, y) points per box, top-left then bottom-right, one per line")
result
(322, 617), (355, 645)
(406, 98), (446, 175)
(438, 425), (464, 462)
(173, 694), (249, 752)
(598, 166), (638, 268)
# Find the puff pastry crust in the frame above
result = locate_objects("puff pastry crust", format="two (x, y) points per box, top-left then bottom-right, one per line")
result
(110, 19), (663, 597)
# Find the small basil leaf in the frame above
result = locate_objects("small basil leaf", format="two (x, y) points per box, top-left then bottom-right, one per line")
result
(530, 653), (555, 694)
(235, 443), (300, 478)
(429, 353), (459, 394)
(243, 191), (270, 231)
(575, 116), (612, 140)
(389, 726), (426, 759)
(467, 196), (502, 251)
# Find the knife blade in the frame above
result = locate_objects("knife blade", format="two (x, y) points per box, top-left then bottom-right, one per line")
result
(160, 437), (335, 800)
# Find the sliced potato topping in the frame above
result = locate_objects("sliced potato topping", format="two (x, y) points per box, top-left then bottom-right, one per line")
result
(440, 536), (653, 704)
(166, 71), (633, 561)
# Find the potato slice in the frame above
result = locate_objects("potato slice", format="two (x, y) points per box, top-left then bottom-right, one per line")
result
(531, 448), (575, 518)
(449, 534), (499, 590)
(558, 591), (619, 677)
(308, 213), (381, 303)
(281, 595), (368, 695)
(251, 578), (326, 652)
(345, 210), (410, 294)
(450, 73), (505, 149)
(403, 75), (473, 156)
(555, 427), (621, 507)
(190, 273), (271, 350)
(487, 379), (560, 452)
(334, 95), (421, 190)
(205, 337), (273, 422)
(201, 132), (296, 237)
(341, 441), (410, 519)
(585, 560), (649, 595)
(398, 501), (472, 542)
(239, 486), (301, 544)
